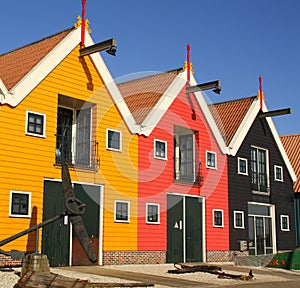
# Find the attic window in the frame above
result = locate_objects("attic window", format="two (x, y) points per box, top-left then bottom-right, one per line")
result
(26, 110), (46, 138)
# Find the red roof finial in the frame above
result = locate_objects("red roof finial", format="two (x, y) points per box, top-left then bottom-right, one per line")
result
(81, 0), (87, 47)
(187, 44), (191, 85)
(259, 76), (264, 110)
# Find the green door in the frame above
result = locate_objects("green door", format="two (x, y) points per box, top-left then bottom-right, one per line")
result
(42, 181), (70, 267)
(167, 194), (203, 263)
(186, 196), (203, 262)
(167, 194), (184, 263)
(72, 184), (100, 265)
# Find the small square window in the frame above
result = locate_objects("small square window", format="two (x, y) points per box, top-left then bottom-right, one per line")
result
(9, 191), (31, 218)
(146, 203), (160, 224)
(274, 165), (283, 182)
(26, 111), (46, 137)
(213, 209), (223, 227)
(206, 151), (217, 169)
(114, 200), (130, 222)
(280, 215), (290, 231)
(106, 129), (122, 152)
(234, 211), (245, 229)
(238, 158), (248, 175)
(154, 139), (167, 160)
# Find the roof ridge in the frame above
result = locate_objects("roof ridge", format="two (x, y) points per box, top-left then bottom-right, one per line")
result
(117, 68), (183, 86)
(211, 95), (257, 106)
(0, 27), (74, 57)
(280, 134), (300, 138)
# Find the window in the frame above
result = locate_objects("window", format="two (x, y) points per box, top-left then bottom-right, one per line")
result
(174, 126), (197, 183)
(206, 151), (217, 169)
(107, 129), (122, 152)
(234, 211), (245, 229)
(56, 106), (93, 168)
(9, 191), (31, 217)
(280, 215), (290, 231)
(274, 165), (283, 182)
(213, 209), (223, 227)
(146, 203), (160, 224)
(114, 201), (130, 222)
(26, 111), (46, 137)
(154, 139), (167, 160)
(238, 157), (248, 175)
(250, 147), (269, 193)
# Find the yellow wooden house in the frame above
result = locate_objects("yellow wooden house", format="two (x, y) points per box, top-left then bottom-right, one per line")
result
(0, 20), (140, 266)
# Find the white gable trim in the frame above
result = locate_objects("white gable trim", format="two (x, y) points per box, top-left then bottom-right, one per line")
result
(136, 70), (226, 153)
(226, 98), (260, 155)
(189, 73), (226, 154)
(227, 98), (296, 181)
(265, 113), (296, 182)
(0, 27), (138, 134)
(83, 33), (139, 134)
(139, 72), (186, 136)
(1, 28), (80, 107)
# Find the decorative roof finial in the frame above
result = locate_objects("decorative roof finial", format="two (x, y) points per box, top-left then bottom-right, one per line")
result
(74, 16), (92, 33)
(257, 76), (264, 110)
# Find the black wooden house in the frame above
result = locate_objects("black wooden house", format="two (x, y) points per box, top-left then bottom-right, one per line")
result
(210, 96), (297, 256)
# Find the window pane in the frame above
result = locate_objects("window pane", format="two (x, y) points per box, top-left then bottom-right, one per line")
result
(155, 141), (166, 158)
(11, 193), (29, 215)
(214, 210), (223, 226)
(116, 202), (128, 221)
(76, 109), (91, 166)
(27, 112), (44, 136)
(235, 211), (244, 228)
(56, 107), (73, 164)
(108, 130), (120, 150)
(147, 204), (159, 223)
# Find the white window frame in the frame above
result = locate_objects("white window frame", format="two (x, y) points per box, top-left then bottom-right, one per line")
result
(234, 210), (245, 229)
(9, 191), (32, 218)
(206, 151), (217, 169)
(213, 209), (224, 227)
(114, 200), (130, 223)
(106, 128), (122, 152)
(25, 110), (46, 138)
(280, 215), (290, 231)
(154, 139), (167, 160)
(238, 157), (248, 175)
(274, 165), (283, 182)
(146, 203), (160, 224)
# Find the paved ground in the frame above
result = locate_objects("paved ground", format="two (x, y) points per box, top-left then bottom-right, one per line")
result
(59, 263), (300, 287)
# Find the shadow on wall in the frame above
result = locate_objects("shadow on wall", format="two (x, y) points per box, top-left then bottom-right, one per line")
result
(26, 206), (38, 253)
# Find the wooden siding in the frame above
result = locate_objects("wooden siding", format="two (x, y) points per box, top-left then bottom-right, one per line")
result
(228, 117), (296, 251)
(137, 88), (229, 252)
(0, 45), (138, 252)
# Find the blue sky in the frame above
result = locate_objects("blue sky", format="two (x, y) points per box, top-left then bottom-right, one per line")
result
(1, 0), (299, 136)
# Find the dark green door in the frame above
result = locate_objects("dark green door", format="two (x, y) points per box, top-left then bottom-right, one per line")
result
(186, 196), (203, 262)
(72, 184), (100, 265)
(167, 194), (203, 263)
(167, 195), (184, 263)
(42, 181), (70, 267)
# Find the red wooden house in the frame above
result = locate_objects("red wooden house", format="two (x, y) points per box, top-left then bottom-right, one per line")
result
(118, 67), (230, 263)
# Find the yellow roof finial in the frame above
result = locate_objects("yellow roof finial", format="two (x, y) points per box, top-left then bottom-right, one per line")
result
(74, 15), (92, 34)
(183, 60), (194, 74)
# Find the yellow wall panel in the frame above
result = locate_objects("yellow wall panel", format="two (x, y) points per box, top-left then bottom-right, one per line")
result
(0, 44), (138, 253)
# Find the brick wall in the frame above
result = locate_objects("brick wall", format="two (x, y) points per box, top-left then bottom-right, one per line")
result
(103, 251), (166, 265)
(0, 254), (22, 267)
(207, 250), (249, 262)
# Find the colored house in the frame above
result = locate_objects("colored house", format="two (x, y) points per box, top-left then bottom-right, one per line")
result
(0, 21), (141, 266)
(118, 68), (230, 263)
(280, 134), (300, 246)
(210, 95), (297, 257)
